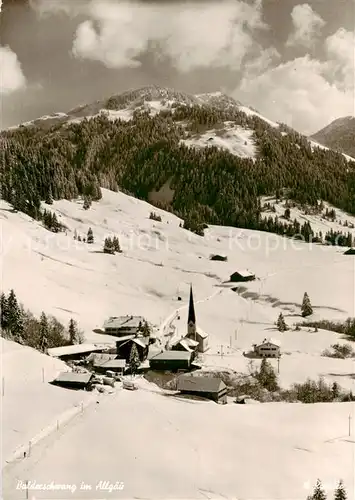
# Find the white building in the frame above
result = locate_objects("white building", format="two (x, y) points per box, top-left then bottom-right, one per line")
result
(103, 315), (145, 337)
(253, 338), (281, 358)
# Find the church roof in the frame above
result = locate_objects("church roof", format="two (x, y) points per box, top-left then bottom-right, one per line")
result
(188, 285), (196, 325)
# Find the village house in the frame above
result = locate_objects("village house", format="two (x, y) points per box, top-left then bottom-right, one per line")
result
(184, 285), (209, 353)
(103, 315), (145, 337)
(229, 270), (255, 282)
(149, 351), (192, 371)
(171, 338), (199, 360)
(253, 338), (281, 358)
(47, 344), (106, 361)
(177, 375), (227, 404)
(116, 337), (149, 362)
(51, 371), (93, 390)
(96, 359), (126, 375)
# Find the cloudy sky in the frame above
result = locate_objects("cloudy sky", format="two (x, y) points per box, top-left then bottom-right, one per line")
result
(0, 0), (354, 133)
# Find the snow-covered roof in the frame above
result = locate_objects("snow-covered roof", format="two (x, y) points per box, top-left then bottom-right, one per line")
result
(87, 353), (117, 366)
(103, 315), (145, 329)
(132, 338), (148, 349)
(256, 338), (281, 348)
(150, 351), (191, 361)
(177, 375), (226, 393)
(53, 371), (93, 384)
(232, 269), (255, 278)
(188, 329), (209, 339)
(48, 344), (105, 357)
(101, 359), (126, 369)
(183, 338), (199, 348)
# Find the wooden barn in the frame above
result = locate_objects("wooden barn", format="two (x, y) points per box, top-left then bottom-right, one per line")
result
(48, 344), (106, 361)
(177, 375), (227, 404)
(149, 351), (192, 371)
(116, 337), (149, 362)
(230, 270), (255, 282)
(51, 372), (93, 390)
(96, 359), (126, 374)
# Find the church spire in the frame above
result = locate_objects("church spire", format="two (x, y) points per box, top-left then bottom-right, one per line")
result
(187, 285), (196, 328)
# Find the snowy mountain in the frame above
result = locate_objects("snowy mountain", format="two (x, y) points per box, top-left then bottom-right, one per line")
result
(8, 85), (278, 161)
(311, 116), (355, 158)
(2, 188), (355, 498)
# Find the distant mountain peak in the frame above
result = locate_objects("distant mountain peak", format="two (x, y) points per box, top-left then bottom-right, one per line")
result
(311, 116), (355, 158)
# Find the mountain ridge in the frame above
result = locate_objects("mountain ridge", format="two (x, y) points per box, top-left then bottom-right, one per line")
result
(311, 116), (355, 158)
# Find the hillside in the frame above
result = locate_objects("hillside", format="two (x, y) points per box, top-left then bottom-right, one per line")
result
(311, 116), (355, 158)
(2, 188), (355, 498)
(2, 86), (355, 249)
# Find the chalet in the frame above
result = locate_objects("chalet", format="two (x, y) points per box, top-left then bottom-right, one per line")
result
(103, 315), (145, 337)
(344, 248), (355, 255)
(171, 338), (199, 360)
(51, 371), (93, 390)
(47, 344), (106, 361)
(97, 359), (126, 374)
(149, 351), (192, 371)
(177, 375), (227, 404)
(116, 337), (149, 362)
(210, 254), (227, 261)
(86, 352), (117, 368)
(184, 285), (209, 353)
(230, 270), (255, 282)
(253, 338), (281, 358)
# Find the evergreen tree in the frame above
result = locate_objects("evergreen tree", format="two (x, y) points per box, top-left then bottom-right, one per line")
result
(112, 236), (121, 253)
(87, 227), (94, 244)
(39, 311), (49, 351)
(45, 187), (53, 205)
(308, 479), (327, 500)
(83, 196), (91, 210)
(129, 343), (141, 375)
(284, 208), (291, 220)
(68, 318), (84, 344)
(103, 237), (115, 254)
(255, 358), (279, 392)
(276, 312), (287, 332)
(302, 292), (313, 317)
(331, 382), (340, 399)
(334, 480), (347, 500)
(0, 292), (9, 331)
(7, 289), (23, 336)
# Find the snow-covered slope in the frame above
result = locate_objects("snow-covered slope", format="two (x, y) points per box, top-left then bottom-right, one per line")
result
(3, 378), (354, 499)
(2, 188), (355, 497)
(1, 338), (94, 467)
(261, 196), (355, 239)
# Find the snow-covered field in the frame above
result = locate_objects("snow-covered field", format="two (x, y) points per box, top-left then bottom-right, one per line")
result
(261, 195), (355, 241)
(1, 188), (355, 498)
(182, 123), (256, 159)
(2, 377), (354, 499)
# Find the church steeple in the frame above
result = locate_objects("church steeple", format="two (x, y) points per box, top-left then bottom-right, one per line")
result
(187, 284), (196, 336)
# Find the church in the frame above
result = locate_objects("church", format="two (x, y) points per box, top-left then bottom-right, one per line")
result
(184, 285), (209, 353)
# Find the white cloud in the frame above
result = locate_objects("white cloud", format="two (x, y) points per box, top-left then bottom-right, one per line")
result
(286, 4), (325, 48)
(0, 46), (26, 95)
(235, 55), (354, 134)
(242, 47), (281, 78)
(54, 0), (267, 72)
(325, 28), (355, 90)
